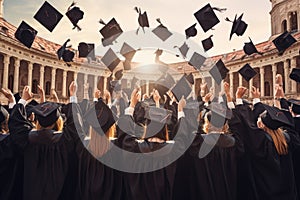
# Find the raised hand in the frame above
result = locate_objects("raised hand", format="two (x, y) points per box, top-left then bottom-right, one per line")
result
(236, 86), (248, 99)
(94, 89), (101, 99)
(129, 88), (141, 108)
(178, 96), (186, 112)
(1, 88), (14, 103)
(251, 86), (260, 99)
(22, 86), (33, 101)
(69, 81), (77, 97)
(38, 85), (45, 103)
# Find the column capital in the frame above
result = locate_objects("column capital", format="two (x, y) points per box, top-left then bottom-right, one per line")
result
(272, 63), (277, 72)
(259, 67), (265, 74)
(3, 54), (10, 63)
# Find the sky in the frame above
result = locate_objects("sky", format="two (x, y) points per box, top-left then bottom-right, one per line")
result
(3, 0), (272, 63)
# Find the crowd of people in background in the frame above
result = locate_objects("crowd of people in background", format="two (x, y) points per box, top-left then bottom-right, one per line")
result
(0, 73), (300, 200)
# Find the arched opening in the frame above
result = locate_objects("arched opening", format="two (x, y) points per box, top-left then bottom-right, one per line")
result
(8, 75), (13, 91)
(290, 11), (298, 31)
(32, 79), (38, 94)
(265, 81), (271, 96)
(45, 81), (51, 95)
(281, 19), (287, 32)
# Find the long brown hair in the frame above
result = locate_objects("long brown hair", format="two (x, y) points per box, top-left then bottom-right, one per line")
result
(257, 120), (288, 155)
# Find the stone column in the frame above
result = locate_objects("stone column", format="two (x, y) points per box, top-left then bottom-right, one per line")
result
(94, 75), (98, 92)
(28, 62), (33, 86)
(229, 72), (233, 96)
(146, 80), (150, 96)
(238, 74), (243, 86)
(13, 57), (20, 93)
(62, 70), (67, 97)
(291, 57), (297, 93)
(39, 65), (44, 90)
(73, 71), (78, 81)
(51, 67), (56, 89)
(249, 78), (253, 98)
(84, 73), (88, 84)
(272, 63), (277, 96)
(284, 60), (290, 93)
(2, 55), (9, 89)
(260, 67), (265, 97)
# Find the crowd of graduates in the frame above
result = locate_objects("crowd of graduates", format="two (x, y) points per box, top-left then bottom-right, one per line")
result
(1, 73), (300, 200)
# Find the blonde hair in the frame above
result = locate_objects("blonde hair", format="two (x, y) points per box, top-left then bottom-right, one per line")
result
(257, 119), (288, 155)
(88, 124), (116, 158)
(1, 116), (9, 134)
(203, 115), (229, 134)
(36, 116), (64, 132)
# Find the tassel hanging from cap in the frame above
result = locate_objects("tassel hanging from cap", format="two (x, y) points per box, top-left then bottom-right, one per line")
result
(225, 17), (232, 23)
(99, 19), (106, 25)
(68, 1), (76, 11)
(212, 7), (227, 13)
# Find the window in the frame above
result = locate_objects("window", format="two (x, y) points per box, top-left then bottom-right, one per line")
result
(281, 20), (287, 32)
(45, 81), (51, 95)
(265, 81), (271, 96)
(8, 75), (13, 91)
(32, 79), (38, 93)
(290, 12), (298, 31)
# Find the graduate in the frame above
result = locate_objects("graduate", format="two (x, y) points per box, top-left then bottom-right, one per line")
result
(234, 85), (299, 200)
(8, 83), (82, 200)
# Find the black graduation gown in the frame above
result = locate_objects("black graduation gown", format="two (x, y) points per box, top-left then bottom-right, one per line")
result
(0, 133), (23, 200)
(291, 116), (300, 199)
(117, 114), (179, 200)
(235, 103), (299, 200)
(8, 103), (80, 200)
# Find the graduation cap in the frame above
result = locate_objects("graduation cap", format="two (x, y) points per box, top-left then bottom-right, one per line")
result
(171, 75), (192, 102)
(0, 106), (9, 124)
(15, 21), (38, 48)
(152, 18), (173, 41)
(78, 42), (95, 60)
(66, 2), (84, 31)
(99, 18), (123, 46)
(57, 39), (75, 66)
(201, 35), (214, 51)
(243, 37), (263, 56)
(120, 42), (137, 70)
(34, 1), (63, 32)
(194, 3), (226, 32)
(288, 99), (300, 114)
(26, 99), (39, 118)
(134, 7), (149, 34)
(145, 106), (172, 124)
(174, 42), (189, 58)
(206, 102), (232, 128)
(226, 14), (248, 40)
(272, 31), (297, 55)
(155, 73), (175, 97)
(188, 52), (206, 70)
(238, 63), (257, 81)
(185, 73), (194, 85)
(185, 23), (197, 39)
(260, 104), (293, 130)
(114, 69), (123, 80)
(33, 102), (60, 127)
(289, 68), (300, 83)
(101, 48), (121, 72)
(85, 99), (115, 133)
(209, 59), (229, 85)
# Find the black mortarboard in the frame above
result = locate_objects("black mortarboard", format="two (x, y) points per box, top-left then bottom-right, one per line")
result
(288, 99), (300, 114)
(174, 42), (189, 58)
(33, 102), (60, 127)
(101, 48), (121, 72)
(226, 14), (248, 40)
(289, 68), (300, 83)
(85, 100), (115, 133)
(201, 35), (214, 51)
(120, 43), (136, 70)
(171, 75), (192, 102)
(145, 106), (172, 124)
(66, 2), (84, 31)
(243, 37), (263, 56)
(185, 23), (197, 39)
(272, 31), (297, 55)
(0, 106), (9, 124)
(26, 99), (39, 118)
(206, 102), (232, 128)
(185, 73), (194, 85)
(134, 7), (149, 34)
(34, 1), (63, 32)
(188, 52), (206, 70)
(114, 69), (123, 80)
(152, 18), (173, 41)
(194, 3), (223, 32)
(260, 104), (293, 130)
(78, 42), (95, 60)
(99, 18), (123, 46)
(209, 59), (229, 85)
(238, 63), (257, 82)
(155, 73), (175, 97)
(57, 39), (75, 66)
(15, 21), (38, 48)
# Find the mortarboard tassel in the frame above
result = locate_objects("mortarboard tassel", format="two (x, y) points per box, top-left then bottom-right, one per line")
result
(98, 19), (106, 25)
(212, 7), (227, 13)
(68, 2), (76, 11)
(225, 17), (232, 23)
